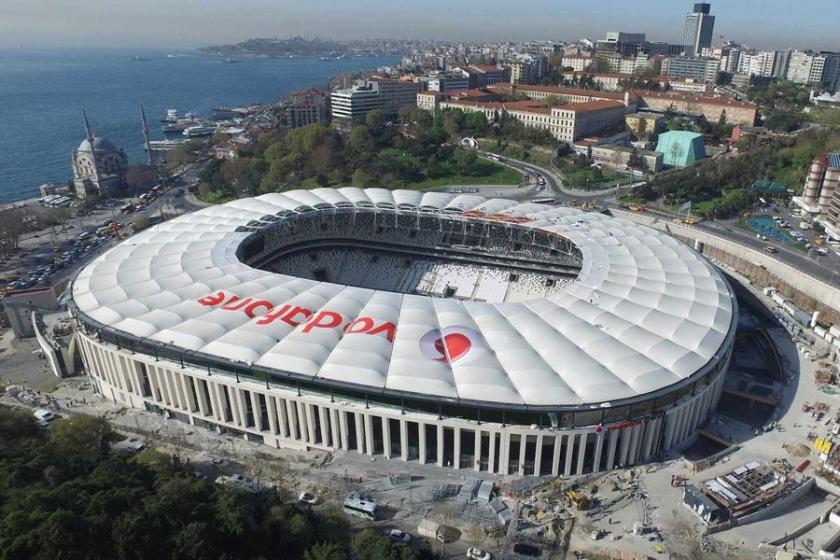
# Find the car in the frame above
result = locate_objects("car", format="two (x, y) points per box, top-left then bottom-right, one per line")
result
(209, 457), (226, 465)
(816, 247), (829, 256)
(389, 529), (411, 544)
(298, 492), (321, 505)
(126, 441), (147, 454)
(33, 409), (57, 423)
(512, 543), (541, 557)
(467, 548), (492, 560)
(764, 246), (778, 254)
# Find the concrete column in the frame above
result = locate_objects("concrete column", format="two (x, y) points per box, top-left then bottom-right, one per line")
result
(488, 431), (497, 474)
(194, 379), (209, 417)
(339, 410), (349, 450)
(619, 428), (632, 467)
(400, 420), (409, 461)
(330, 408), (341, 449)
(276, 398), (289, 438)
(305, 403), (317, 444)
(663, 410), (678, 450)
(474, 430), (483, 472)
(296, 401), (309, 442)
(518, 435), (527, 476)
(436, 424), (444, 467)
(500, 432), (511, 475)
(628, 424), (643, 464)
(285, 399), (298, 439)
(551, 434), (562, 476)
(354, 412), (365, 453)
(266, 396), (278, 435)
(453, 427), (461, 469)
(382, 416), (392, 459)
(576, 433), (587, 475)
(235, 388), (249, 428)
(179, 375), (196, 413)
(364, 414), (374, 456)
(642, 417), (657, 460)
(533, 435), (543, 477)
(605, 429), (619, 471)
(251, 393), (263, 432)
(318, 406), (329, 446)
(212, 382), (227, 422)
(564, 434), (575, 476)
(418, 423), (427, 464)
(592, 430), (605, 473)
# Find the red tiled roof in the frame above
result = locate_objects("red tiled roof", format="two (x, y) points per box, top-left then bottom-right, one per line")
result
(561, 100), (626, 112)
(634, 90), (757, 109)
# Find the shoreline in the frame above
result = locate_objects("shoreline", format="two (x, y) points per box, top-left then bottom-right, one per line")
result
(2, 55), (396, 207)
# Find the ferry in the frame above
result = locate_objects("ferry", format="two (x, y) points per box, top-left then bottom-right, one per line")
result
(182, 124), (217, 138)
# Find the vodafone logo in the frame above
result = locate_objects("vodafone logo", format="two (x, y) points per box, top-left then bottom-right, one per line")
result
(420, 327), (484, 364)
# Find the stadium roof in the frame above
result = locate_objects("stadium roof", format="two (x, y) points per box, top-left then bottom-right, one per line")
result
(72, 188), (735, 409)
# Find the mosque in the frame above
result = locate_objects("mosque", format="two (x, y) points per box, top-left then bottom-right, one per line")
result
(72, 111), (128, 198)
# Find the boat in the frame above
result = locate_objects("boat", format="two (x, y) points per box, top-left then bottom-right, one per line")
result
(160, 109), (180, 123)
(222, 58), (242, 64)
(182, 124), (217, 138)
(132, 56), (152, 62)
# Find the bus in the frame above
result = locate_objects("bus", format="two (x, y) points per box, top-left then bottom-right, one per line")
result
(343, 495), (378, 521)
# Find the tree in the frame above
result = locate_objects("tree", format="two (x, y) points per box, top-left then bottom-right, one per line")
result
(365, 109), (383, 130)
(48, 415), (112, 473)
(305, 542), (347, 560)
(464, 522), (488, 550)
(0, 208), (29, 256)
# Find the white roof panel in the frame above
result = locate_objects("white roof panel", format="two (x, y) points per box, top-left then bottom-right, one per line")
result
(72, 188), (735, 407)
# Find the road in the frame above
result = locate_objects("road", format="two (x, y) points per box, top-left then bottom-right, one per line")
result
(489, 153), (840, 290)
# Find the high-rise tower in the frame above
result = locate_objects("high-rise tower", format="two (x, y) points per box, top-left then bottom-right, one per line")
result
(683, 3), (715, 57)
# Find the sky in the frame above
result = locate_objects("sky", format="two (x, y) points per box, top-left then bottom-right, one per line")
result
(1, 0), (837, 51)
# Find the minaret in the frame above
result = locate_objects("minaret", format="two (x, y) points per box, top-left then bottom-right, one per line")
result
(139, 102), (153, 166)
(82, 109), (101, 185)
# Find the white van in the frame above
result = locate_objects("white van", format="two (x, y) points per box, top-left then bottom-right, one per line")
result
(799, 221), (813, 230)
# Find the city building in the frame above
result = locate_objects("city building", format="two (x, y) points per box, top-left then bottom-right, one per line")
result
(72, 111), (128, 198)
(590, 144), (663, 172)
(284, 90), (328, 128)
(625, 113), (665, 139)
(683, 2), (716, 57)
(71, 188), (737, 478)
(331, 77), (421, 126)
(432, 93), (627, 143)
(656, 130), (706, 167)
(561, 55), (594, 72)
(427, 72), (470, 92)
(792, 153), (840, 241)
(663, 57), (719, 83)
(456, 65), (506, 89)
(787, 51), (826, 87)
(505, 54), (548, 84)
(635, 90), (758, 126)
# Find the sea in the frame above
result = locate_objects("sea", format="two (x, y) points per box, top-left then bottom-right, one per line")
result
(0, 48), (400, 204)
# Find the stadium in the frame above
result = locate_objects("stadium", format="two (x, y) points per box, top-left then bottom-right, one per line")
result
(70, 187), (737, 477)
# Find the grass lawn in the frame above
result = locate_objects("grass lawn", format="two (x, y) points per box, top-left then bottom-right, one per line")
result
(403, 161), (522, 190)
(564, 167), (624, 190)
(477, 138), (556, 168)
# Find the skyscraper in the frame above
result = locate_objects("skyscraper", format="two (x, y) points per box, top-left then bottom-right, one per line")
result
(683, 3), (715, 57)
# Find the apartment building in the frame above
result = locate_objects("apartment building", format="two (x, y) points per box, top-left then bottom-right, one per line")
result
(284, 89), (328, 128)
(793, 153), (840, 241)
(562, 55), (594, 72)
(457, 65), (506, 88)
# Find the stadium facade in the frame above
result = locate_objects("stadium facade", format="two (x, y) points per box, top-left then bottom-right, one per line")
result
(71, 188), (737, 476)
